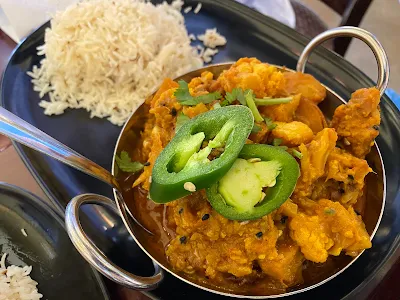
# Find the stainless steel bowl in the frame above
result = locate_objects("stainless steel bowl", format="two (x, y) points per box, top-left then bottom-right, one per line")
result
(64, 27), (389, 298)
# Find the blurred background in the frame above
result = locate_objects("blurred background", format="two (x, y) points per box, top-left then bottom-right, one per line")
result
(299, 0), (399, 92)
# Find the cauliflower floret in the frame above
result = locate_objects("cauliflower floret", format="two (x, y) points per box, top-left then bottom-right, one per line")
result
(294, 128), (338, 199)
(289, 199), (371, 263)
(188, 71), (221, 96)
(217, 57), (285, 98)
(270, 121), (314, 147)
(331, 87), (380, 158)
(326, 148), (372, 205)
(182, 103), (209, 118)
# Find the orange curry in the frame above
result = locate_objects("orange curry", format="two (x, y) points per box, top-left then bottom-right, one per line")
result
(121, 58), (380, 295)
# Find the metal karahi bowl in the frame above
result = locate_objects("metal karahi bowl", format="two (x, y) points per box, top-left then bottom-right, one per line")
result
(64, 27), (389, 298)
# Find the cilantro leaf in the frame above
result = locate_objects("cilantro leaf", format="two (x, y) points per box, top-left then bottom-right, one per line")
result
(225, 88), (239, 103)
(175, 112), (190, 133)
(272, 138), (282, 146)
(196, 92), (221, 104)
(220, 98), (230, 106)
(225, 88), (246, 105)
(174, 80), (221, 106)
(115, 151), (144, 173)
(236, 89), (247, 105)
(252, 124), (262, 133)
(264, 117), (277, 130)
(174, 80), (194, 104)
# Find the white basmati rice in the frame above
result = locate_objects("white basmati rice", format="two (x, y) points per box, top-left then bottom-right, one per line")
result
(202, 48), (219, 63)
(28, 0), (203, 126)
(183, 6), (192, 13)
(198, 28), (227, 49)
(196, 44), (205, 57)
(0, 253), (43, 300)
(171, 0), (184, 10)
(194, 2), (202, 14)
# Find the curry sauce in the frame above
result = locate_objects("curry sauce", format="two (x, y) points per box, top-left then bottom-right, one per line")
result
(117, 58), (380, 295)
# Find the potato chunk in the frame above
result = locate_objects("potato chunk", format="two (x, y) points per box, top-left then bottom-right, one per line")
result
(282, 72), (326, 104)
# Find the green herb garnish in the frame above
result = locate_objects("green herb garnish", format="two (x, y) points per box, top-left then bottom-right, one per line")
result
(245, 90), (263, 122)
(252, 124), (262, 133)
(220, 99), (229, 106)
(324, 208), (336, 215)
(292, 149), (303, 159)
(254, 96), (293, 106)
(175, 80), (221, 106)
(264, 117), (277, 130)
(115, 151), (144, 173)
(175, 112), (190, 133)
(272, 138), (282, 146)
(225, 88), (247, 105)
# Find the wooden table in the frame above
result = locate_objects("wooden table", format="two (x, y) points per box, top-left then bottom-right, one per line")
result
(0, 30), (398, 300)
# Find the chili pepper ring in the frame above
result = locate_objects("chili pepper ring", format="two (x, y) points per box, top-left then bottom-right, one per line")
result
(206, 144), (300, 221)
(150, 105), (254, 203)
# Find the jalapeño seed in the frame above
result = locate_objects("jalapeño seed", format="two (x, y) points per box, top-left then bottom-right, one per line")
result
(256, 232), (263, 238)
(202, 214), (210, 221)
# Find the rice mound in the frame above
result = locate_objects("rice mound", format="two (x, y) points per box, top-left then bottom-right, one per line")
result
(28, 0), (203, 126)
(0, 253), (43, 300)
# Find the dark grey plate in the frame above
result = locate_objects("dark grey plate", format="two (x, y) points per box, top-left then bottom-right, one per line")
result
(1, 0), (400, 299)
(0, 182), (110, 300)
